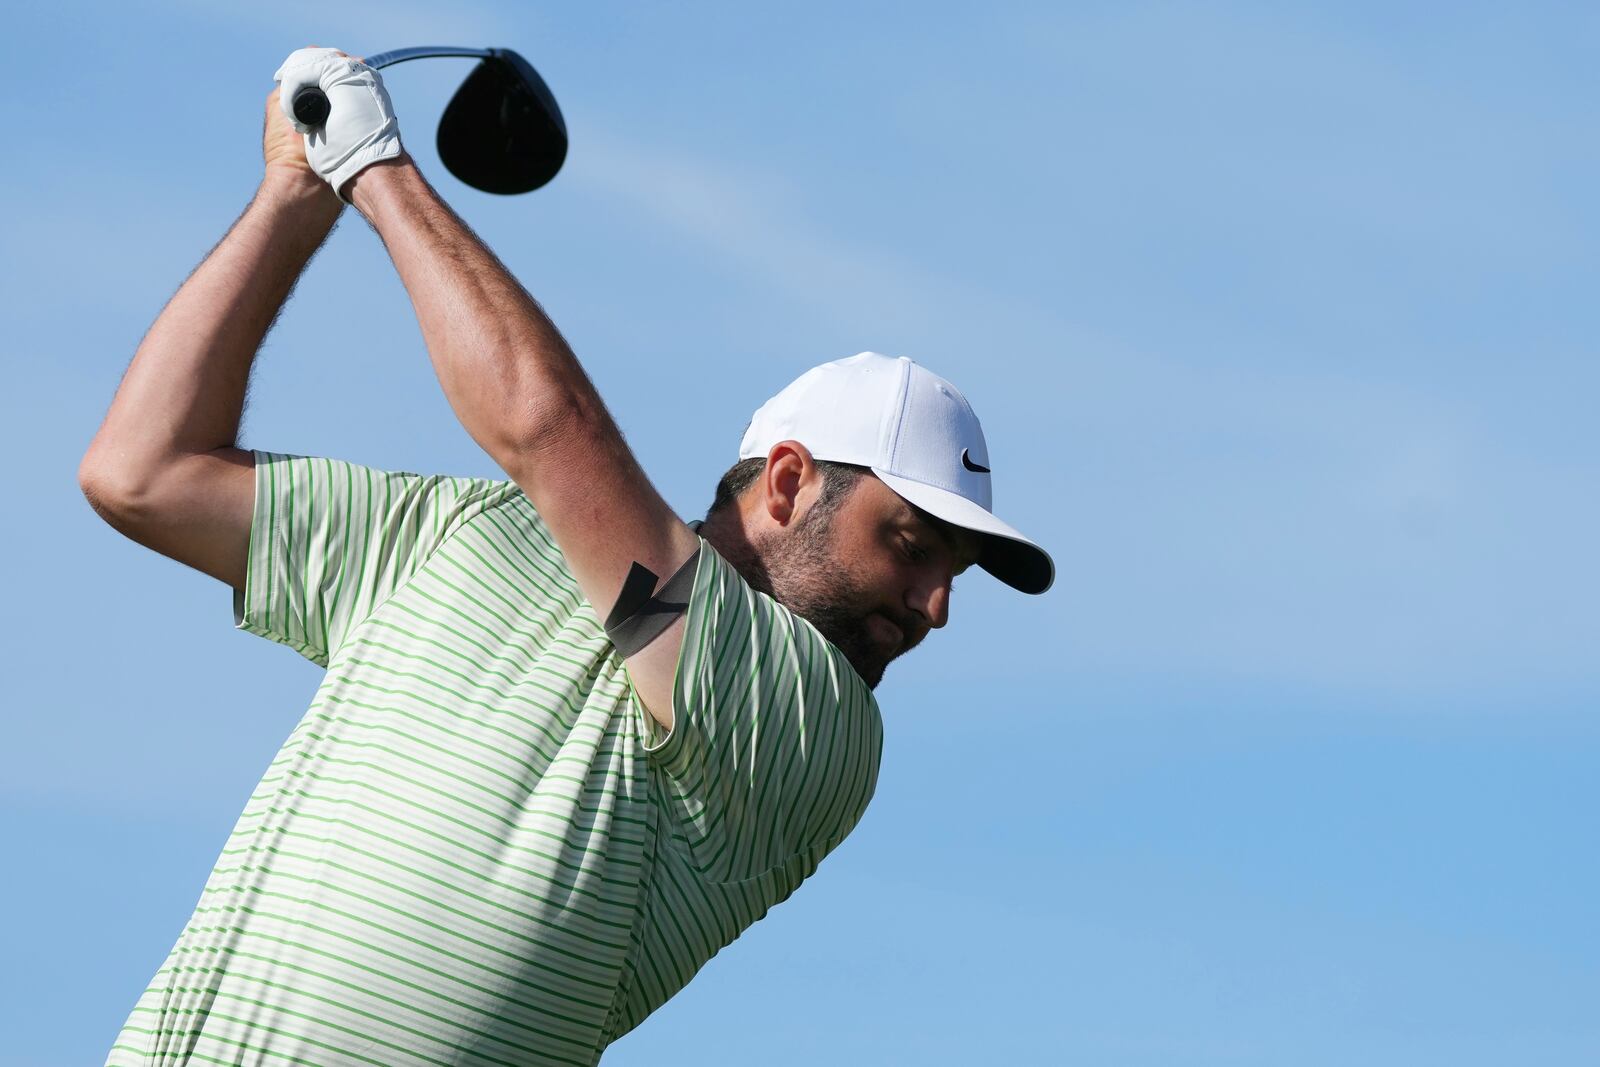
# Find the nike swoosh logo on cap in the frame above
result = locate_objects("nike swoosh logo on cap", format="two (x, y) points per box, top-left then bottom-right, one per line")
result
(962, 449), (991, 474)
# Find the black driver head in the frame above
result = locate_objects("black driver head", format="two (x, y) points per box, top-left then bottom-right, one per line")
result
(436, 48), (567, 195)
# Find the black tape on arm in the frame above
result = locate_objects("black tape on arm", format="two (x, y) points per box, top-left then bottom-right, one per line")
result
(603, 545), (702, 659)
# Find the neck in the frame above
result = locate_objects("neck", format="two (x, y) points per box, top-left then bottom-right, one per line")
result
(697, 505), (774, 598)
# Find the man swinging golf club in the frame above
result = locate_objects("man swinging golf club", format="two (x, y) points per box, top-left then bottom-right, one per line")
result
(83, 47), (1053, 1066)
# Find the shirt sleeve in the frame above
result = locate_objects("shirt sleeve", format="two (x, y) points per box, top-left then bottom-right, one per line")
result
(233, 450), (517, 666)
(643, 541), (884, 884)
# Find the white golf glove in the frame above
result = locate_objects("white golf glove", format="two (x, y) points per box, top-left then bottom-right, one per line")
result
(274, 47), (402, 201)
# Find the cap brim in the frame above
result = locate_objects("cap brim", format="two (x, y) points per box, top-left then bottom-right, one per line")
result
(872, 469), (1055, 594)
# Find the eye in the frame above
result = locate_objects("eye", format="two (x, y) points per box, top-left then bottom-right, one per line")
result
(899, 535), (928, 563)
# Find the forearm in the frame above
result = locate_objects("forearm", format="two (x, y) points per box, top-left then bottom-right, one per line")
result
(83, 174), (342, 490)
(348, 157), (619, 469)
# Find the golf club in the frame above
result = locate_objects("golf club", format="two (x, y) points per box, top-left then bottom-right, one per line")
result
(291, 46), (567, 194)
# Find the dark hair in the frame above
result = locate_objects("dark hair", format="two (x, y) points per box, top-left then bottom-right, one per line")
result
(708, 457), (867, 523)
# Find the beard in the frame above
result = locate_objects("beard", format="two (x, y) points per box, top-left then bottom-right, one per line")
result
(745, 508), (921, 689)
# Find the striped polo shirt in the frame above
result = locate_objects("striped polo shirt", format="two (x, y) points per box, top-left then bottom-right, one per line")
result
(107, 451), (882, 1067)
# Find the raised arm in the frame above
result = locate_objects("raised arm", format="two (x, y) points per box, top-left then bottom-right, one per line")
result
(78, 90), (343, 589)
(346, 157), (700, 726)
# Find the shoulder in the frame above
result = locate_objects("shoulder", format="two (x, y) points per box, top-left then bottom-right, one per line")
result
(686, 542), (882, 720)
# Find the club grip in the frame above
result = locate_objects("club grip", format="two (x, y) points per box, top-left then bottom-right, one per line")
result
(292, 86), (331, 127)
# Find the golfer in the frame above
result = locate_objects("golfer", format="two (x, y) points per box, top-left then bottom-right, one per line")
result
(82, 49), (1053, 1066)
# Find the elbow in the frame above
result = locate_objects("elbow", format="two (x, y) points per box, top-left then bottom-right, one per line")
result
(77, 446), (153, 528)
(78, 457), (129, 528)
(492, 388), (626, 494)
(506, 386), (612, 458)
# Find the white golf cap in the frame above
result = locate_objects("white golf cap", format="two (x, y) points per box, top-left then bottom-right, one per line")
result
(739, 352), (1054, 594)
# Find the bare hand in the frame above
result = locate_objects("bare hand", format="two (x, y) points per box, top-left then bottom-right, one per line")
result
(262, 86), (322, 191)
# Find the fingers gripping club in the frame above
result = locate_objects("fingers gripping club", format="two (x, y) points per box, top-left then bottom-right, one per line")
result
(273, 48), (403, 201)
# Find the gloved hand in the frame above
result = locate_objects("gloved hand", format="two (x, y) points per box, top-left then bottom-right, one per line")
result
(274, 47), (402, 202)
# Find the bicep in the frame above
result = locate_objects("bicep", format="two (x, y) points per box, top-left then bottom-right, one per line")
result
(499, 412), (700, 728)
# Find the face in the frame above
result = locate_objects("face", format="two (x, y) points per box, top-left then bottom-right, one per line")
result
(758, 475), (981, 688)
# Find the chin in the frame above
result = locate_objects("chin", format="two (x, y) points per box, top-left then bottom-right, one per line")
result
(859, 662), (887, 690)
(846, 647), (895, 690)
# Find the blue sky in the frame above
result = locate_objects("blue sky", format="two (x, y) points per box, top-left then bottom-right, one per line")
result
(3, 2), (1597, 1064)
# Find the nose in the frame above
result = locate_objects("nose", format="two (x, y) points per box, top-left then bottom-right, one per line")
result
(908, 574), (952, 631)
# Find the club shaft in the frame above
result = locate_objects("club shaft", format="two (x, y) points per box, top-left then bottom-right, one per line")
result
(364, 46), (493, 70)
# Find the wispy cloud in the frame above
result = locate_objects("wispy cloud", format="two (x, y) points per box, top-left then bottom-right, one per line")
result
(567, 126), (971, 343)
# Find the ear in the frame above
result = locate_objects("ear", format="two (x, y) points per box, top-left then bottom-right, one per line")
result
(760, 440), (819, 527)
